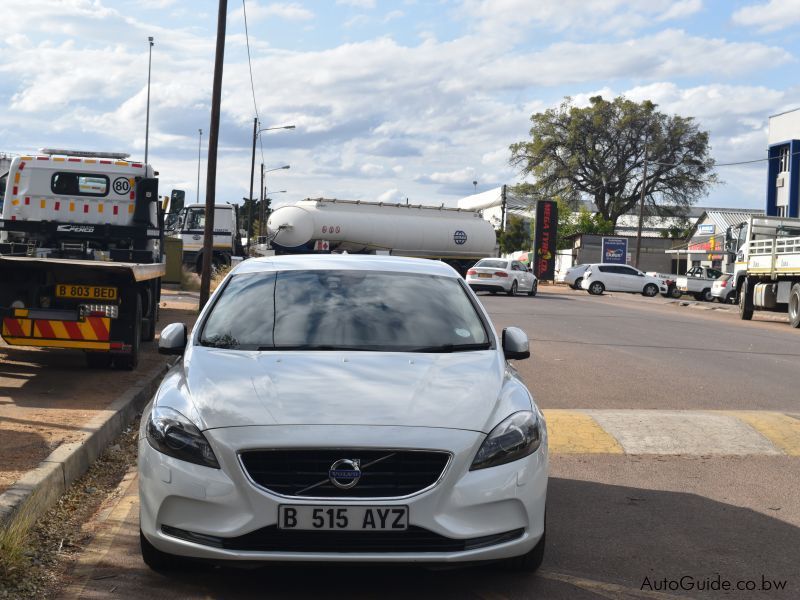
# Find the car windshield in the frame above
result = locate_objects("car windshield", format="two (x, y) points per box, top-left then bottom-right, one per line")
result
(475, 259), (508, 269)
(200, 270), (491, 352)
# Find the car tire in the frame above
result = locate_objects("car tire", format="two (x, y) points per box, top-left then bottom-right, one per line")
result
(507, 281), (518, 296)
(140, 530), (193, 572)
(669, 286), (682, 299)
(726, 291), (737, 304)
(789, 284), (800, 328)
(573, 277), (583, 290)
(502, 528), (545, 573)
(528, 280), (538, 297)
(643, 283), (658, 297)
(588, 281), (604, 295)
(701, 288), (713, 302)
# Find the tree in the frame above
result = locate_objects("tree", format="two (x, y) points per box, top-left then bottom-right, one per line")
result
(556, 203), (614, 249)
(497, 215), (531, 255)
(509, 96), (717, 226)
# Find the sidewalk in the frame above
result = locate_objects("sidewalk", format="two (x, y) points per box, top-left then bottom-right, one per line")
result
(0, 288), (198, 532)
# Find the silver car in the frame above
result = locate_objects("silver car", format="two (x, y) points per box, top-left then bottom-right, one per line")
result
(139, 255), (548, 572)
(711, 273), (735, 303)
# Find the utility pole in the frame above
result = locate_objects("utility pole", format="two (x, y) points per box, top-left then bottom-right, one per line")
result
(246, 117), (257, 255)
(259, 163), (265, 239)
(199, 0), (227, 309)
(634, 132), (649, 269)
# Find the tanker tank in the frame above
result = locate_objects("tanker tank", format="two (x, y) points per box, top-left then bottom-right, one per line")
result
(267, 198), (497, 260)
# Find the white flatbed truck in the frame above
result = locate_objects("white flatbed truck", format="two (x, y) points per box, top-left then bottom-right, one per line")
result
(0, 149), (165, 368)
(731, 215), (800, 327)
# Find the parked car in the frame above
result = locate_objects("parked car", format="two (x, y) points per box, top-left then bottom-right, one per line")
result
(139, 255), (548, 572)
(711, 273), (736, 304)
(466, 258), (538, 296)
(564, 264), (589, 289)
(676, 266), (725, 302)
(647, 272), (682, 299)
(581, 264), (668, 296)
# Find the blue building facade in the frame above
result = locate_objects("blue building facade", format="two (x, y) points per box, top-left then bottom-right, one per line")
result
(766, 109), (800, 218)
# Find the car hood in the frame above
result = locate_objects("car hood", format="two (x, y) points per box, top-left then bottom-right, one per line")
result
(181, 347), (506, 432)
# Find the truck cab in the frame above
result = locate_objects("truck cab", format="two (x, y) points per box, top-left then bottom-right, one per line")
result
(166, 203), (243, 273)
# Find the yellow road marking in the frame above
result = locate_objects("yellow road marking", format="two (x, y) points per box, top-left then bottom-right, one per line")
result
(543, 410), (624, 454)
(730, 412), (800, 456)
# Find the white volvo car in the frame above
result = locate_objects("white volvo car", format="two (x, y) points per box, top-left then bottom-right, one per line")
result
(139, 255), (548, 572)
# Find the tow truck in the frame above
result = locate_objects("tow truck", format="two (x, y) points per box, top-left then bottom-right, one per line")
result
(0, 149), (165, 368)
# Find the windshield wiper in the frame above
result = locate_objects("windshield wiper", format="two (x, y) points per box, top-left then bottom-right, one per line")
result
(407, 343), (491, 353)
(261, 344), (376, 351)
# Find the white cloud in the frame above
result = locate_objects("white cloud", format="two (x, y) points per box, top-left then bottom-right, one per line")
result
(377, 188), (405, 202)
(732, 0), (800, 33)
(337, 0), (376, 8)
(247, 2), (315, 22)
(383, 10), (404, 23)
(657, 0), (703, 21)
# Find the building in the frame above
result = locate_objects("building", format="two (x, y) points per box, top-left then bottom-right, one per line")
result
(766, 108), (800, 218)
(665, 209), (763, 272)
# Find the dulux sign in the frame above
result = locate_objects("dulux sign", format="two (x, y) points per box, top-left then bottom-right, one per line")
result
(602, 237), (628, 264)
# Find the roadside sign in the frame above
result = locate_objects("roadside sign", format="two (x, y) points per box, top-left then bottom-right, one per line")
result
(314, 240), (330, 251)
(602, 237), (628, 264)
(698, 224), (715, 235)
(533, 200), (558, 280)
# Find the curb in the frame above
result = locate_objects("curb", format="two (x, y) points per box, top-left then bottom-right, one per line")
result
(0, 362), (169, 534)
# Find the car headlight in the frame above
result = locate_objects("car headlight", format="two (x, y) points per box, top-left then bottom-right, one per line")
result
(470, 411), (542, 470)
(146, 406), (220, 469)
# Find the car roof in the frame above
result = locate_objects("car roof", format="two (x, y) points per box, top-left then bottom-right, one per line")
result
(233, 254), (460, 277)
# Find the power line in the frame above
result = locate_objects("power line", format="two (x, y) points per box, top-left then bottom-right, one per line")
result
(655, 150), (800, 168)
(241, 0), (265, 164)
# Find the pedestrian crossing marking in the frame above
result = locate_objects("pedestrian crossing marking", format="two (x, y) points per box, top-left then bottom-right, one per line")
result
(729, 411), (800, 456)
(543, 409), (624, 454)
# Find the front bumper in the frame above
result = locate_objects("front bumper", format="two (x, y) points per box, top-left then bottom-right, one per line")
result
(139, 424), (548, 564)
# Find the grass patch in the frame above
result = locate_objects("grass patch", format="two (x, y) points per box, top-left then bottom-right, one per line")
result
(0, 504), (35, 590)
(180, 267), (201, 292)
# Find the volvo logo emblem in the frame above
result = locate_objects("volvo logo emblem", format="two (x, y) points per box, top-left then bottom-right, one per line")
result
(453, 230), (467, 245)
(328, 458), (361, 489)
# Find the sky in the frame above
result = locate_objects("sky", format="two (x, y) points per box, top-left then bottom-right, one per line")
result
(1, 0), (799, 212)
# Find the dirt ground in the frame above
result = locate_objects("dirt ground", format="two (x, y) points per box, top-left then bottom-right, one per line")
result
(0, 288), (199, 494)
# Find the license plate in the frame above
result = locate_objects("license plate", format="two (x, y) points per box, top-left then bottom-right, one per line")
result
(55, 284), (118, 301)
(278, 505), (408, 531)
(478, 273), (492, 278)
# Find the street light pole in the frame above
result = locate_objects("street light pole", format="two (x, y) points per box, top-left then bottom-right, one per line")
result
(247, 124), (295, 254)
(144, 36), (154, 164)
(196, 128), (202, 203)
(246, 117), (257, 255)
(259, 163), (265, 239)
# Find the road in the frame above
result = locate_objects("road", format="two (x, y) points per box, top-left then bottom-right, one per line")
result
(59, 286), (799, 599)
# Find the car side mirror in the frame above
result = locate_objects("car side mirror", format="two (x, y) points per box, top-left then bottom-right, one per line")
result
(159, 322), (188, 355)
(502, 327), (530, 360)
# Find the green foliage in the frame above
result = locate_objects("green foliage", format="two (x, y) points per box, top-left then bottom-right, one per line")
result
(556, 204), (614, 249)
(497, 215), (531, 255)
(510, 95), (718, 226)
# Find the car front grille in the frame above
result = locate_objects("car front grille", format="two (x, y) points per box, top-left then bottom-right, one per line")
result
(239, 449), (451, 498)
(161, 524), (525, 553)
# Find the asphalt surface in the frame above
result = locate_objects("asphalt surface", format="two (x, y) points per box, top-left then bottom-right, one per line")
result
(58, 285), (799, 599)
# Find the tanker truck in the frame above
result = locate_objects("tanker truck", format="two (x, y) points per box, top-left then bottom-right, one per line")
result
(266, 198), (498, 274)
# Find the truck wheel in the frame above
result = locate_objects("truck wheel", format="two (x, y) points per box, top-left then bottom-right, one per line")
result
(789, 284), (800, 328)
(669, 286), (682, 299)
(701, 288), (713, 302)
(142, 303), (158, 342)
(116, 295), (141, 370)
(739, 278), (753, 321)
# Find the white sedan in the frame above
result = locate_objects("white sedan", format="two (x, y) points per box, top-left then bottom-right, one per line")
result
(466, 258), (538, 296)
(580, 263), (668, 296)
(139, 255), (548, 572)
